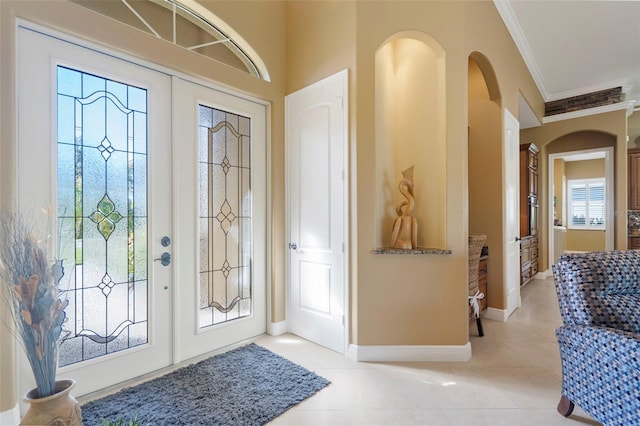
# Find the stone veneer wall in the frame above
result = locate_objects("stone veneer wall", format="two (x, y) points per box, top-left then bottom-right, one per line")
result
(545, 87), (623, 116)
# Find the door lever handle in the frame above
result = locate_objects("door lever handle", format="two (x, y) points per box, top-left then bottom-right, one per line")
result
(288, 243), (297, 250)
(154, 252), (171, 266)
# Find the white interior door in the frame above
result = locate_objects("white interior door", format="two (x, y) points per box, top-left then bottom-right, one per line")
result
(285, 70), (348, 354)
(504, 108), (521, 317)
(17, 26), (172, 398)
(172, 77), (267, 362)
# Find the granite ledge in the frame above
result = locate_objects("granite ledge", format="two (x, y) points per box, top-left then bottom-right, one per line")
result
(372, 247), (452, 255)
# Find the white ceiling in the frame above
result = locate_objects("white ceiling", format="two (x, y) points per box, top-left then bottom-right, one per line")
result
(495, 0), (640, 126)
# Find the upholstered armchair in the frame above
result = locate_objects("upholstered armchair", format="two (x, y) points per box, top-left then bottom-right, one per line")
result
(552, 250), (640, 425)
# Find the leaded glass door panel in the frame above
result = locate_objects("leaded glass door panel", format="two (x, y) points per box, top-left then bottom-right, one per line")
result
(56, 66), (153, 364)
(173, 77), (266, 362)
(199, 107), (253, 327)
(17, 27), (172, 398)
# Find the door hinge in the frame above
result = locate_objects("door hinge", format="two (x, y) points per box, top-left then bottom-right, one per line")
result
(342, 315), (345, 326)
(341, 242), (345, 253)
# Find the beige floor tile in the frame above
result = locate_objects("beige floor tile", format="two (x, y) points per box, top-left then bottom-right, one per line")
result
(265, 277), (602, 425)
(359, 409), (455, 426)
(444, 408), (601, 426)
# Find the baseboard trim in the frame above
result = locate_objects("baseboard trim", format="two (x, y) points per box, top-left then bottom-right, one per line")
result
(483, 307), (508, 322)
(347, 342), (471, 362)
(538, 269), (552, 279)
(267, 320), (288, 336)
(0, 405), (19, 426)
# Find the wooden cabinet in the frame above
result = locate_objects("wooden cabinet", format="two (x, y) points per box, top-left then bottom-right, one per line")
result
(629, 148), (640, 210)
(520, 143), (539, 286)
(520, 143), (539, 236)
(628, 149), (640, 250)
(478, 256), (488, 312)
(519, 235), (538, 286)
(530, 237), (539, 277)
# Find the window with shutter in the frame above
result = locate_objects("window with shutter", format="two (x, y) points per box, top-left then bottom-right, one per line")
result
(568, 179), (606, 230)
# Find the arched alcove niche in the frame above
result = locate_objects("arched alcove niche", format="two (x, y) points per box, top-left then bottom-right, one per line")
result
(467, 53), (503, 309)
(374, 31), (447, 250)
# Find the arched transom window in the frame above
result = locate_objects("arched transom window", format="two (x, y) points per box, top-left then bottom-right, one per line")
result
(70, 0), (269, 80)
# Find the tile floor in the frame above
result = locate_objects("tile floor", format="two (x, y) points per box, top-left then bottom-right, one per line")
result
(257, 277), (602, 426)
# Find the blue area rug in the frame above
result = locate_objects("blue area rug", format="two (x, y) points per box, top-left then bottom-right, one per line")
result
(81, 343), (330, 425)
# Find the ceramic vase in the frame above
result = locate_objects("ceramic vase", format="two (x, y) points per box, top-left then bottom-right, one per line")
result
(21, 379), (82, 426)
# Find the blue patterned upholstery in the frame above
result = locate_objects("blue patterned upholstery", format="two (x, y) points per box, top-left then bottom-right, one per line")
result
(552, 250), (640, 425)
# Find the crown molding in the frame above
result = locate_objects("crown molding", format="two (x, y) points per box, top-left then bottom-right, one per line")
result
(494, 1), (636, 104)
(493, 0), (550, 100)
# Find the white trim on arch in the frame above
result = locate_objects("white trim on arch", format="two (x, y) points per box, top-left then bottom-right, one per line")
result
(178, 0), (271, 82)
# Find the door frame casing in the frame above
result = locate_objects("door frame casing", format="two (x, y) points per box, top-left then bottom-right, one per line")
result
(503, 108), (521, 319)
(284, 69), (350, 353)
(547, 147), (614, 268)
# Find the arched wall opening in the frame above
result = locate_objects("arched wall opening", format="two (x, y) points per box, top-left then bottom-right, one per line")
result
(467, 53), (504, 310)
(374, 31), (447, 249)
(546, 131), (616, 262)
(469, 52), (501, 101)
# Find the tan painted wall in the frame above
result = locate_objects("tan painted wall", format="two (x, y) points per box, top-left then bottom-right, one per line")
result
(0, 0), (286, 413)
(566, 230), (606, 251)
(285, 0), (358, 340)
(468, 58), (503, 310)
(464, 1), (544, 309)
(2, 0), (585, 413)
(566, 158), (605, 178)
(463, 2), (544, 118)
(352, 1), (467, 345)
(285, 1), (544, 345)
(564, 159), (606, 251)
(522, 113), (628, 274)
(348, 0), (544, 344)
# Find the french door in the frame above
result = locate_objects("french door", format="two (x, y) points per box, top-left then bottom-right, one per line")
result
(16, 25), (266, 399)
(172, 78), (267, 361)
(17, 26), (173, 398)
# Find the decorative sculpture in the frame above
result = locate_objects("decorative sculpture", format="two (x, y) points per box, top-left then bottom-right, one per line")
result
(391, 166), (418, 249)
